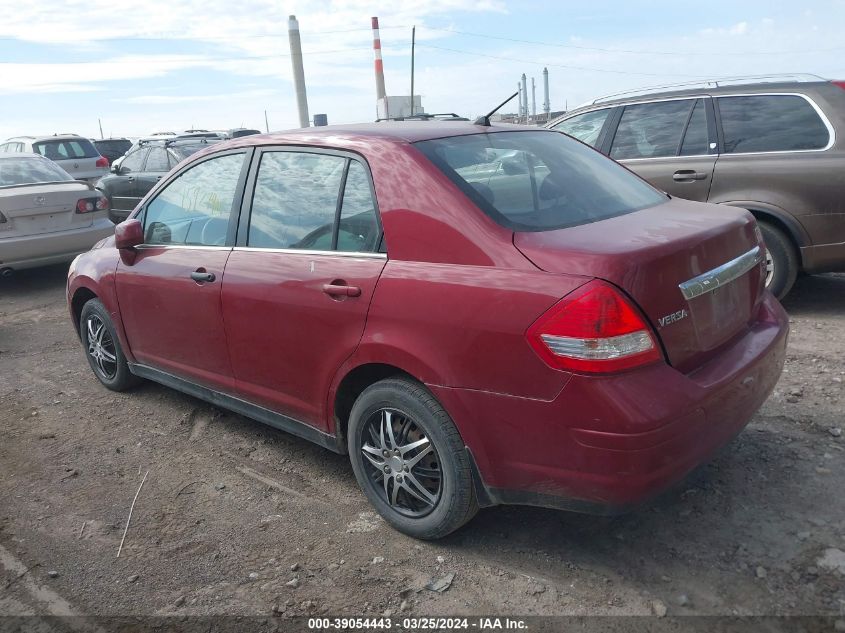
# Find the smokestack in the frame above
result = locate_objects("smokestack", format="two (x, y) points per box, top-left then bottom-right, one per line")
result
(372, 17), (387, 117)
(521, 74), (528, 123)
(288, 15), (310, 128)
(542, 67), (550, 115)
(531, 77), (536, 120)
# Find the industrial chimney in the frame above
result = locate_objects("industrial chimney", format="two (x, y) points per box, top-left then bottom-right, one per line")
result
(288, 15), (310, 128)
(542, 67), (550, 115)
(372, 17), (387, 118)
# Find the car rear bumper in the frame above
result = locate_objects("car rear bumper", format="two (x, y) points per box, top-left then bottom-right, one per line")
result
(429, 292), (789, 512)
(0, 218), (114, 271)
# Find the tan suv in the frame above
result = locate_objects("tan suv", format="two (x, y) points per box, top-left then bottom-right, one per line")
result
(548, 74), (845, 298)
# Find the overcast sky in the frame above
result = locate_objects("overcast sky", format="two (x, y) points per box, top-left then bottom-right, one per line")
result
(1, 0), (844, 140)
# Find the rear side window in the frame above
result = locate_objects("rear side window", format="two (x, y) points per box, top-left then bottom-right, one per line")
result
(0, 157), (72, 186)
(337, 161), (380, 252)
(610, 99), (696, 160)
(680, 99), (710, 156)
(33, 139), (99, 160)
(717, 95), (830, 153)
(248, 152), (345, 250)
(143, 153), (245, 246)
(416, 131), (667, 232)
(552, 109), (610, 147)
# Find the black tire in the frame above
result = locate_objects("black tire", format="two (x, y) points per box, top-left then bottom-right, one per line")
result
(348, 377), (478, 539)
(79, 298), (139, 391)
(759, 221), (798, 300)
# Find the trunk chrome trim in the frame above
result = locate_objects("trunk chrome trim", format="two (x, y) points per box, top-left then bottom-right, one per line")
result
(679, 245), (762, 300)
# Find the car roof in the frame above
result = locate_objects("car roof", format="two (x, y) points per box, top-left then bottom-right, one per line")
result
(220, 121), (540, 149)
(565, 79), (832, 113)
(15, 134), (91, 143)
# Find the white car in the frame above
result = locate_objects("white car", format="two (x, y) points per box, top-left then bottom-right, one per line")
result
(1, 134), (109, 184)
(0, 153), (113, 275)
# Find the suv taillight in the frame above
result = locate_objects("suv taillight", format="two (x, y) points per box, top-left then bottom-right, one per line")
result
(832, 80), (845, 91)
(95, 156), (109, 168)
(526, 280), (662, 373)
(76, 195), (109, 214)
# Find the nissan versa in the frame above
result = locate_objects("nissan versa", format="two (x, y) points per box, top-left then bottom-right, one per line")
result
(66, 123), (788, 539)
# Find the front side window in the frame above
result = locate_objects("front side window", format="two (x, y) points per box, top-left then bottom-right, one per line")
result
(120, 149), (147, 173)
(717, 94), (830, 153)
(144, 147), (170, 172)
(610, 99), (696, 160)
(680, 99), (710, 156)
(552, 109), (611, 147)
(248, 151), (346, 250)
(416, 131), (667, 232)
(143, 153), (245, 246)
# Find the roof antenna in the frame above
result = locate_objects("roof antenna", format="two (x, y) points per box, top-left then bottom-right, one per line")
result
(474, 92), (519, 127)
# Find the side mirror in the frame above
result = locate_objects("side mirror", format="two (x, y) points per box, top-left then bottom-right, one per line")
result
(115, 218), (143, 265)
(115, 218), (143, 249)
(110, 163), (120, 174)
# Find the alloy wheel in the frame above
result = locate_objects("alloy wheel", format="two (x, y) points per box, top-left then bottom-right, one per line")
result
(764, 248), (775, 287)
(86, 315), (117, 380)
(360, 408), (442, 517)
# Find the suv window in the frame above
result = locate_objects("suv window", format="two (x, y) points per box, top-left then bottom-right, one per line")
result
(610, 99), (696, 160)
(416, 131), (667, 232)
(120, 148), (147, 173)
(679, 99), (710, 156)
(143, 153), (245, 246)
(144, 147), (170, 172)
(247, 151), (346, 250)
(717, 94), (830, 153)
(33, 139), (98, 160)
(552, 109), (610, 147)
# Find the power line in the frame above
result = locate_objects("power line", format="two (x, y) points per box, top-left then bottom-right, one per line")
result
(415, 44), (719, 78)
(419, 26), (845, 56)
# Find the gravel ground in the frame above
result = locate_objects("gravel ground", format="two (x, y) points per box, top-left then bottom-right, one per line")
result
(0, 265), (843, 627)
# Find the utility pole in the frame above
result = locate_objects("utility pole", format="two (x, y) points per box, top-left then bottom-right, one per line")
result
(98, 118), (104, 139)
(288, 15), (310, 128)
(264, 110), (270, 133)
(410, 26), (416, 117)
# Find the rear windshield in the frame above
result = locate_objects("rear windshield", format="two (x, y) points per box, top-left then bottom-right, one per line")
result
(0, 156), (73, 187)
(415, 131), (667, 231)
(33, 138), (99, 160)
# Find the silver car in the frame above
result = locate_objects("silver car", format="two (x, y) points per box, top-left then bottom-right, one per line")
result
(0, 153), (113, 275)
(0, 134), (109, 184)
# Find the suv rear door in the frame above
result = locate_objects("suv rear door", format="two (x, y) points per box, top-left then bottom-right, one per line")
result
(221, 148), (386, 430)
(607, 97), (717, 202)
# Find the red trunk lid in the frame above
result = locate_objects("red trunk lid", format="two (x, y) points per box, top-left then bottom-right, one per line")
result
(514, 198), (766, 373)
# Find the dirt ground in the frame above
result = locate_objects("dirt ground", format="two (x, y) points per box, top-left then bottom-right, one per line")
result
(0, 265), (843, 627)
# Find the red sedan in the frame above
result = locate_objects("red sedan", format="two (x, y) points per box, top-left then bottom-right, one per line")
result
(67, 123), (788, 539)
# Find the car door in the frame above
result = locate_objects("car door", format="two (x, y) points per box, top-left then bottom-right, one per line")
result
(221, 148), (386, 430)
(133, 146), (171, 201)
(114, 149), (251, 392)
(608, 97), (717, 202)
(105, 148), (148, 211)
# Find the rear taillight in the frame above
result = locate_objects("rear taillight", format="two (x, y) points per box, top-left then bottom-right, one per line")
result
(832, 80), (845, 91)
(76, 195), (109, 214)
(95, 156), (109, 168)
(526, 280), (662, 373)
